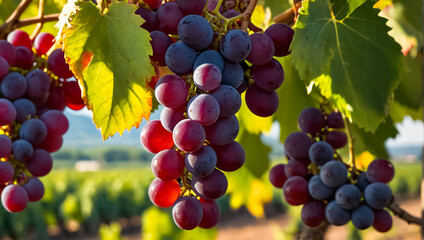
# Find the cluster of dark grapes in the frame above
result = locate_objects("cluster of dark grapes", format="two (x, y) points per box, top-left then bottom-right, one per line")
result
(135, 0), (293, 230)
(269, 107), (394, 232)
(0, 29), (84, 213)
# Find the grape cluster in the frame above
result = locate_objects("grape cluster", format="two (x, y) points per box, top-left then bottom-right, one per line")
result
(270, 107), (394, 232)
(0, 30), (84, 213)
(136, 0), (293, 230)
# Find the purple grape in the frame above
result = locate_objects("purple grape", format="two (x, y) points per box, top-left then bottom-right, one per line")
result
(193, 50), (225, 72)
(192, 168), (228, 199)
(13, 46), (33, 70)
(13, 98), (36, 123)
(366, 158), (395, 183)
(193, 63), (222, 91)
(199, 198), (221, 229)
(25, 69), (51, 104)
(7, 29), (32, 50)
(210, 85), (241, 117)
(0, 135), (12, 158)
(19, 119), (47, 145)
(177, 0), (206, 15)
(335, 184), (361, 210)
(0, 98), (17, 126)
(352, 205), (374, 230)
(364, 182), (392, 209)
(325, 131), (348, 149)
(150, 31), (173, 66)
(285, 160), (308, 178)
(308, 141), (334, 166)
(0, 57), (9, 79)
(251, 59), (284, 92)
(245, 84), (279, 117)
(356, 172), (370, 191)
(320, 160), (348, 188)
(204, 115), (239, 146)
(187, 94), (220, 126)
(155, 74), (189, 109)
(12, 139), (33, 163)
(160, 107), (186, 132)
(26, 149), (53, 177)
(220, 30), (251, 62)
(1, 72), (27, 100)
(301, 200), (326, 227)
(185, 145), (217, 177)
(211, 141), (245, 172)
(264, 23), (294, 57)
(173, 119), (205, 152)
(373, 209), (392, 232)
(135, 7), (157, 32)
(325, 200), (350, 226)
(178, 15), (213, 50)
(283, 176), (310, 206)
(1, 184), (28, 212)
(151, 149), (184, 181)
(165, 42), (197, 76)
(284, 132), (312, 163)
(308, 175), (335, 200)
(246, 33), (274, 65)
(269, 164), (287, 188)
(157, 2), (185, 35)
(40, 110), (69, 136)
(47, 49), (74, 79)
(327, 111), (344, 128)
(172, 196), (203, 230)
(0, 40), (16, 65)
(22, 177), (45, 202)
(221, 60), (244, 88)
(0, 161), (14, 185)
(298, 107), (325, 136)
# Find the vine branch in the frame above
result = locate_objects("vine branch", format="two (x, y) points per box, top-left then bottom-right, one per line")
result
(387, 199), (422, 225)
(30, 0), (46, 40)
(240, 0), (258, 32)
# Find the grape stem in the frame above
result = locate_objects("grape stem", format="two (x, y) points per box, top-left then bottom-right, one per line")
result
(240, 0), (258, 32)
(388, 198), (422, 225)
(273, 1), (302, 25)
(342, 116), (359, 177)
(30, 0), (46, 40)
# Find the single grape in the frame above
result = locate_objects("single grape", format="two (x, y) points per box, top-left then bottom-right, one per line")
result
(335, 184), (361, 210)
(172, 196), (203, 230)
(298, 107), (325, 136)
(366, 159), (395, 183)
(264, 23), (294, 57)
(269, 164), (287, 188)
(0, 135), (12, 158)
(140, 120), (174, 154)
(320, 160), (348, 188)
(199, 198), (221, 229)
(187, 94), (220, 126)
(12, 139), (33, 163)
(19, 118), (48, 145)
(356, 172), (370, 191)
(47, 85), (67, 111)
(185, 145), (217, 177)
(0, 40), (16, 65)
(193, 50), (225, 72)
(211, 141), (245, 172)
(327, 111), (344, 128)
(220, 30), (251, 62)
(308, 175), (336, 200)
(193, 63), (222, 91)
(37, 133), (63, 153)
(13, 98), (36, 123)
(283, 176), (310, 206)
(156, 2), (185, 35)
(63, 80), (85, 110)
(284, 132), (312, 163)
(352, 205), (375, 230)
(204, 115), (239, 146)
(151, 149), (184, 181)
(177, 0), (206, 15)
(373, 209), (392, 232)
(246, 33), (275, 65)
(210, 85), (241, 117)
(308, 141), (334, 166)
(25, 69), (51, 105)
(165, 42), (197, 76)
(173, 119), (205, 152)
(135, 7), (157, 32)
(148, 178), (181, 208)
(325, 131), (348, 149)
(364, 182), (392, 209)
(245, 84), (279, 117)
(0, 57), (9, 79)
(285, 160), (308, 178)
(325, 200), (350, 226)
(178, 15), (213, 50)
(0, 161), (14, 185)
(47, 49), (74, 79)
(40, 110), (69, 136)
(192, 169), (228, 199)
(160, 107), (186, 132)
(301, 200), (326, 227)
(34, 32), (55, 56)
(221, 60), (244, 88)
(1, 72), (27, 100)
(0, 98), (17, 126)
(1, 184), (29, 213)
(13, 46), (33, 70)
(22, 177), (45, 202)
(26, 149), (53, 177)
(155, 74), (189, 109)
(150, 31), (174, 66)
(7, 29), (32, 50)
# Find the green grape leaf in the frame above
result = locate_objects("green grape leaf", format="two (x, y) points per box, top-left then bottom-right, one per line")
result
(351, 117), (398, 159)
(237, 130), (272, 178)
(274, 56), (318, 142)
(394, 55), (422, 110)
(291, 0), (403, 132)
(390, 101), (423, 122)
(62, 1), (155, 140)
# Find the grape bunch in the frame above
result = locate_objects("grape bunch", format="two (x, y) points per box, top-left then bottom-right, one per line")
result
(270, 107), (394, 232)
(0, 29), (84, 213)
(136, 0), (293, 230)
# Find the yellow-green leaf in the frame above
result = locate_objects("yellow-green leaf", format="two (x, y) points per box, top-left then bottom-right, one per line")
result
(62, 1), (155, 140)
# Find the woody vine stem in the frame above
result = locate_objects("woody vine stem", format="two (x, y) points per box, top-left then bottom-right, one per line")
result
(0, 0), (421, 229)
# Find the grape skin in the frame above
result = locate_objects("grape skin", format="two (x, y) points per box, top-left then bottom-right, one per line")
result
(364, 182), (392, 209)
(199, 198), (221, 229)
(1, 72), (27, 100)
(151, 149), (184, 181)
(220, 30), (251, 62)
(23, 177), (45, 202)
(308, 141), (334, 166)
(193, 50), (225, 72)
(160, 107), (186, 132)
(245, 84), (279, 117)
(193, 64), (222, 91)
(0, 161), (14, 185)
(301, 200), (326, 227)
(155, 74), (189, 109)
(148, 178), (181, 208)
(351, 205), (374, 230)
(325, 200), (350, 226)
(366, 158), (394, 183)
(0, 135), (12, 158)
(373, 209), (392, 232)
(210, 85), (241, 117)
(172, 196), (203, 230)
(192, 169), (228, 199)
(211, 141), (245, 172)
(177, 0), (206, 15)
(150, 31), (174, 66)
(140, 120), (174, 154)
(1, 184), (29, 213)
(19, 119), (48, 145)
(25, 69), (51, 104)
(165, 42), (197, 76)
(285, 160), (308, 178)
(34, 32), (55, 56)
(204, 115), (239, 146)
(185, 145), (217, 177)
(221, 60), (244, 88)
(40, 110), (69, 136)
(264, 23), (294, 57)
(251, 59), (284, 92)
(320, 160), (348, 188)
(12, 139), (33, 163)
(0, 57), (9, 79)
(26, 149), (53, 177)
(269, 164), (287, 188)
(335, 184), (361, 210)
(283, 176), (310, 206)
(178, 15), (213, 50)
(298, 107), (325, 136)
(173, 119), (205, 152)
(325, 130), (348, 149)
(13, 98), (36, 123)
(157, 2), (185, 35)
(0, 99), (16, 126)
(0, 40), (16, 65)
(246, 33), (275, 65)
(284, 132), (312, 163)
(308, 175), (335, 201)
(187, 94), (220, 126)
(47, 49), (74, 79)
(13, 46), (34, 70)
